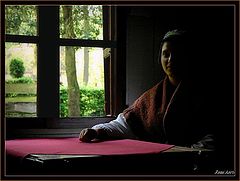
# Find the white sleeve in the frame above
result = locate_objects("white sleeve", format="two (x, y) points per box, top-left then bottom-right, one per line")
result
(92, 113), (137, 139)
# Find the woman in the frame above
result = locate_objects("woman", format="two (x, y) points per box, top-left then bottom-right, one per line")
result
(79, 29), (214, 149)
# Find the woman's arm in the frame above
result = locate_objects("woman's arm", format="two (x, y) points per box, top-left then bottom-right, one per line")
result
(79, 113), (137, 142)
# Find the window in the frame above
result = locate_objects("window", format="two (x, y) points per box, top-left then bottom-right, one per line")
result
(59, 5), (105, 117)
(4, 5), (120, 120)
(5, 5), (37, 117)
(59, 46), (105, 117)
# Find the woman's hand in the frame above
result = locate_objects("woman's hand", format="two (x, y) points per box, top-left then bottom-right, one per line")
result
(79, 128), (98, 142)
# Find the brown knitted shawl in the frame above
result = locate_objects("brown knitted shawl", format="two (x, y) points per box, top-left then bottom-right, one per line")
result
(123, 76), (202, 146)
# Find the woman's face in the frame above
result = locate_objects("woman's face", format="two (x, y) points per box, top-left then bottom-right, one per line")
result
(161, 41), (187, 79)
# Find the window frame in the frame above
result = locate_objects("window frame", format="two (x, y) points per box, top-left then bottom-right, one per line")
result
(3, 4), (127, 138)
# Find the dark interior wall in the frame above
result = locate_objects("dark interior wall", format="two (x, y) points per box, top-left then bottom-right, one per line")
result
(126, 14), (159, 105)
(125, 5), (234, 105)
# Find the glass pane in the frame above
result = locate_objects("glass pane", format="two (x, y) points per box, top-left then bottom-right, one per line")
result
(5, 5), (37, 36)
(5, 43), (37, 117)
(60, 5), (103, 40)
(60, 46), (105, 117)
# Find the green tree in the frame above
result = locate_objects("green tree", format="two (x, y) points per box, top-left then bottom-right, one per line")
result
(60, 5), (102, 116)
(5, 5), (37, 36)
(9, 58), (25, 78)
(77, 6), (102, 86)
(82, 6), (90, 86)
(61, 6), (102, 85)
(62, 6), (80, 116)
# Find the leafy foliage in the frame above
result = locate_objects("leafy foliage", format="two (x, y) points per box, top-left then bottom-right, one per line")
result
(60, 86), (69, 117)
(9, 58), (25, 78)
(6, 77), (34, 84)
(60, 5), (102, 40)
(5, 5), (37, 36)
(60, 86), (105, 117)
(80, 88), (105, 116)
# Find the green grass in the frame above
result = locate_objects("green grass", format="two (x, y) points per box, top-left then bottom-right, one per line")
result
(6, 112), (37, 117)
(5, 96), (36, 103)
(5, 83), (36, 94)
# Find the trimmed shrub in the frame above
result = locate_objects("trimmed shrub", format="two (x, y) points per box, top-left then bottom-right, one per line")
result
(9, 58), (25, 78)
(60, 86), (105, 117)
(6, 77), (34, 84)
(80, 88), (105, 116)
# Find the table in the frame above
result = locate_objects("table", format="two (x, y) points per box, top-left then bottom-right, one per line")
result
(5, 138), (214, 176)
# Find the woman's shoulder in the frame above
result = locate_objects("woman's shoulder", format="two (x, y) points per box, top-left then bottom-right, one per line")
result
(123, 80), (164, 118)
(141, 79), (164, 97)
(133, 79), (165, 106)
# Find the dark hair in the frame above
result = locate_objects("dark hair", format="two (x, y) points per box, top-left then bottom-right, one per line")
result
(162, 29), (187, 43)
(158, 29), (190, 64)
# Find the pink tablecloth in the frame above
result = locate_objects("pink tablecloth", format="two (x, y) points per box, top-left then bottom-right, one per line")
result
(6, 138), (174, 158)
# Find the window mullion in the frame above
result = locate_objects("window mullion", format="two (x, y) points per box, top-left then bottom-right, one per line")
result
(37, 6), (59, 117)
(114, 7), (127, 116)
(5, 35), (38, 43)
